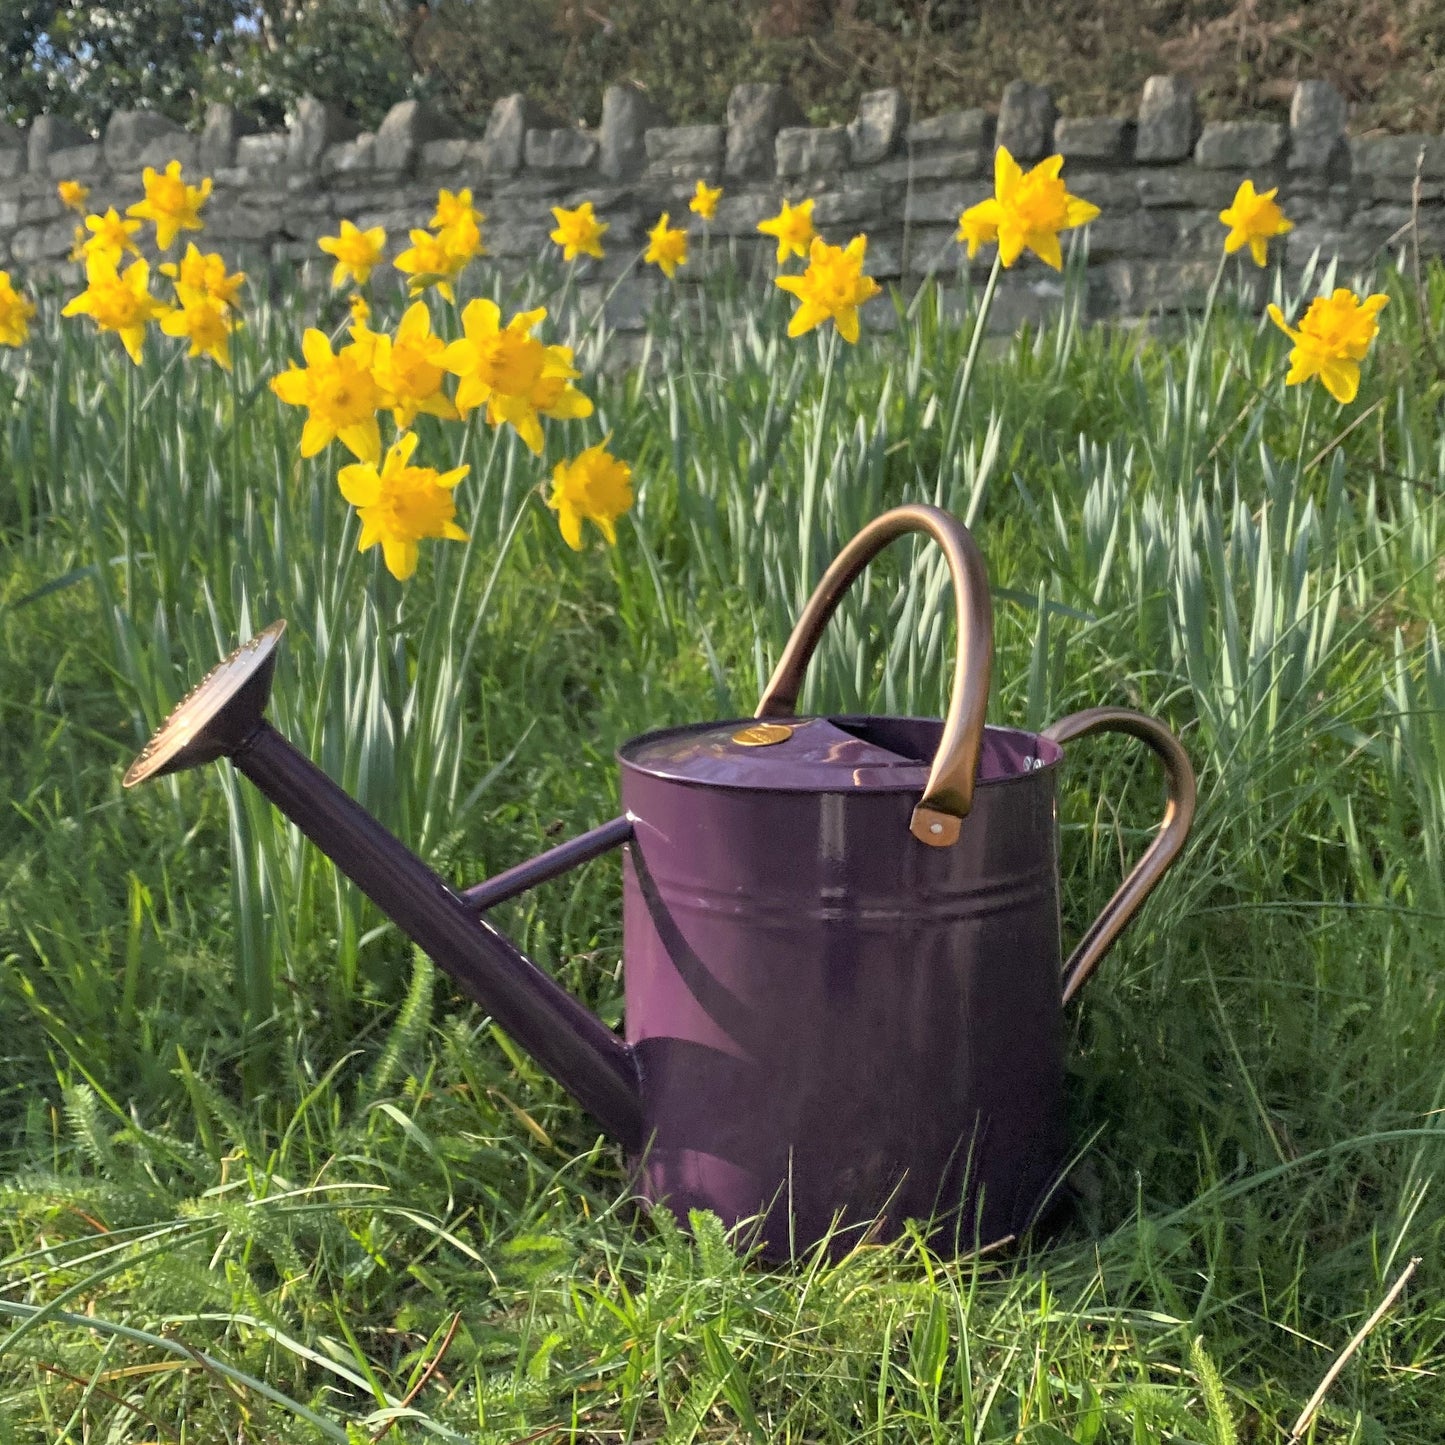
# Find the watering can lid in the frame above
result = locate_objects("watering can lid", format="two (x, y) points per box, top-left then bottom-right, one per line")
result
(619, 715), (944, 792)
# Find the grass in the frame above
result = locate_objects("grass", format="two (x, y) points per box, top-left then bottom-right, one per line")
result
(0, 233), (1442, 1442)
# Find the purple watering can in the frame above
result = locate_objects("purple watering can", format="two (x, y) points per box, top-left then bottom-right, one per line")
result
(125, 505), (1195, 1258)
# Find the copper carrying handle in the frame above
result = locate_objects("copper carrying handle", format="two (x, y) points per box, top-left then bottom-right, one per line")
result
(1041, 707), (1197, 1005)
(755, 504), (993, 847)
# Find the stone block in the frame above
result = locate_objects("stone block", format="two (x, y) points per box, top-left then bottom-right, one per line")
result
(908, 109), (992, 151)
(644, 124), (724, 166)
(376, 99), (459, 173)
(47, 143), (103, 179)
(872, 148), (984, 184)
(28, 115), (90, 174)
(1363, 172), (1445, 204)
(725, 83), (805, 179)
(322, 135), (375, 177)
(1195, 121), (1285, 169)
(1061, 168), (1143, 209)
(236, 132), (288, 176)
(847, 88), (908, 164)
(710, 190), (779, 236)
(600, 84), (664, 180)
(205, 194), (286, 242)
(1351, 134), (1445, 180)
(1285, 219), (1382, 268)
(491, 171), (569, 200)
(419, 138), (473, 172)
(987, 272), (1070, 333)
(903, 224), (967, 278)
(1054, 116), (1133, 163)
(1082, 209), (1178, 259)
(1099, 256), (1217, 312)
(1290, 81), (1348, 173)
(104, 110), (187, 171)
(485, 221), (551, 259)
(288, 97), (359, 172)
(775, 125), (849, 178)
(11, 219), (78, 263)
(811, 184), (887, 227)
(1137, 168), (1242, 209)
(903, 182), (989, 225)
(863, 233), (903, 279)
(138, 136), (200, 173)
(480, 94), (552, 176)
(0, 121), (24, 173)
(201, 103), (258, 172)
(525, 127), (598, 172)
(19, 192), (64, 224)
(996, 80), (1055, 161)
(1135, 75), (1197, 163)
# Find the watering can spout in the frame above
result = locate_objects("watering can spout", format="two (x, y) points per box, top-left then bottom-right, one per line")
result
(123, 621), (645, 1151)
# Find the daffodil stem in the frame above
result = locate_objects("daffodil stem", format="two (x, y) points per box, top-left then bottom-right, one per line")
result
(946, 253), (1002, 454)
(579, 249), (644, 344)
(122, 357), (135, 606)
(1293, 380), (1316, 481)
(953, 254), (999, 421)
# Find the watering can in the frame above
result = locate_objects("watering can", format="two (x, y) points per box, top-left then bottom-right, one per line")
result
(124, 505), (1195, 1258)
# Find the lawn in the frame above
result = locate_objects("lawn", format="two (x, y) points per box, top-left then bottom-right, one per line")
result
(0, 222), (1442, 1441)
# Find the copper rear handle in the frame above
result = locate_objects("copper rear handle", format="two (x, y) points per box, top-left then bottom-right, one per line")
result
(1041, 707), (1197, 1005)
(755, 504), (994, 847)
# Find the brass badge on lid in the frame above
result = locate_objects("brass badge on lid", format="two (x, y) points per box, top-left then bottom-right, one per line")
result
(732, 722), (794, 747)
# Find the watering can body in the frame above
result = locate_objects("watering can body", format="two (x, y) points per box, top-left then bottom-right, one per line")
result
(619, 716), (1070, 1253)
(124, 504), (1196, 1260)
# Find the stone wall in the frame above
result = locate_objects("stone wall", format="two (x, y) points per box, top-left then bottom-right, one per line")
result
(1, 77), (1439, 333)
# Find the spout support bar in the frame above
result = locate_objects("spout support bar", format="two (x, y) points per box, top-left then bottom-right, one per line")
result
(231, 723), (644, 1151)
(461, 816), (634, 914)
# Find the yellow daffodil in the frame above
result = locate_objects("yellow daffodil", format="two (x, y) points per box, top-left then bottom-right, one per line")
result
(60, 256), (172, 365)
(689, 180), (723, 221)
(775, 234), (881, 344)
(159, 243), (245, 312)
(549, 201), (609, 261)
(349, 292), (372, 325)
(954, 205), (998, 258)
(956, 146), (1099, 270)
(160, 294), (234, 370)
(319, 219), (387, 290)
(369, 301), (459, 428)
(57, 179), (90, 213)
(757, 197), (816, 264)
(441, 298), (593, 455)
(270, 328), (383, 462)
(0, 271), (37, 347)
(430, 188), (485, 257)
(337, 430), (469, 582)
(1219, 179), (1293, 267)
(78, 208), (143, 268)
(548, 438), (634, 550)
(644, 212), (688, 279)
(394, 227), (470, 302)
(126, 160), (212, 250)
(1266, 289), (1389, 404)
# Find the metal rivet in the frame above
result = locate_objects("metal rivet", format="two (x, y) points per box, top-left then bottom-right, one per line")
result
(929, 822), (943, 835)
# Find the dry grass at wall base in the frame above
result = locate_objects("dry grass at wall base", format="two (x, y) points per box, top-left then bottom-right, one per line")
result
(0, 199), (1443, 1438)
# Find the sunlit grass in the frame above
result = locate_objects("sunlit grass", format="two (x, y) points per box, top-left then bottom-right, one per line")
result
(0, 243), (1441, 1441)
